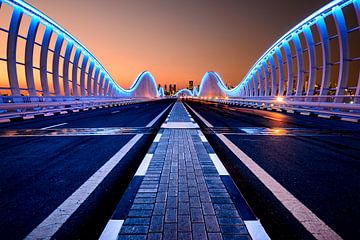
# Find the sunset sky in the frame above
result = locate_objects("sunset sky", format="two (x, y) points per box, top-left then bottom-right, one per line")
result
(25, 0), (327, 90)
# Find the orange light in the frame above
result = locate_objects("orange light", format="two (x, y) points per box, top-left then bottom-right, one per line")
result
(276, 96), (284, 102)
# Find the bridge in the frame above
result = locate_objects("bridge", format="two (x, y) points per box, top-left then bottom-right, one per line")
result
(0, 0), (359, 239)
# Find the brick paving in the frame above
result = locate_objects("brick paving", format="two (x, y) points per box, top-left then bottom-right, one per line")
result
(118, 102), (251, 240)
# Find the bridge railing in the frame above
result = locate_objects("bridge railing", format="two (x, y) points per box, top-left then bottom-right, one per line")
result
(0, 0), (123, 101)
(237, 0), (359, 105)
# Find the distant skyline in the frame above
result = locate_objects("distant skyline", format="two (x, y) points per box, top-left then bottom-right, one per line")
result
(26, 0), (328, 90)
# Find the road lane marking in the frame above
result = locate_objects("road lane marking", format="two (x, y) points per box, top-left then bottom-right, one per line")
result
(209, 153), (229, 176)
(111, 110), (120, 114)
(40, 123), (68, 130)
(135, 154), (153, 176)
(99, 220), (124, 240)
(154, 133), (162, 142)
(244, 220), (270, 240)
(186, 103), (342, 240)
(25, 103), (172, 240)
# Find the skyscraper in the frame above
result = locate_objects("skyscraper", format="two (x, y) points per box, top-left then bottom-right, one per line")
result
(189, 81), (194, 90)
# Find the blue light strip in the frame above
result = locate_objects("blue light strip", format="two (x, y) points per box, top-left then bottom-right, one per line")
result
(4, 0), (123, 91)
(239, 0), (353, 88)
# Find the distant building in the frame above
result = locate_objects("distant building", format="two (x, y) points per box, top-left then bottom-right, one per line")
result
(188, 81), (194, 90)
(164, 84), (167, 92)
(173, 84), (177, 93)
(169, 84), (173, 94)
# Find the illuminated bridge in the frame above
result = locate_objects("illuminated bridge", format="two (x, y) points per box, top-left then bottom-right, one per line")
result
(0, 0), (359, 240)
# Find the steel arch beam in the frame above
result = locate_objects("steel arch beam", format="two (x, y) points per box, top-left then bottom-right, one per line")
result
(40, 26), (53, 96)
(333, 6), (349, 102)
(87, 61), (95, 96)
(7, 6), (22, 97)
(52, 33), (64, 96)
(63, 42), (73, 96)
(275, 48), (285, 96)
(25, 16), (39, 96)
(304, 25), (317, 96)
(293, 34), (304, 96)
(80, 54), (89, 96)
(316, 16), (331, 96)
(72, 48), (81, 96)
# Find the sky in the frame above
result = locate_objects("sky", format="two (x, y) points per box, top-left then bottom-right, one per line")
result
(25, 0), (329, 90)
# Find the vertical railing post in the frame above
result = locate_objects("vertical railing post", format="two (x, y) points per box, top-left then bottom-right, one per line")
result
(304, 25), (317, 97)
(269, 54), (277, 96)
(354, 1), (360, 103)
(293, 34), (304, 96)
(275, 48), (285, 96)
(87, 61), (95, 96)
(103, 78), (109, 96)
(316, 16), (331, 97)
(40, 26), (53, 96)
(98, 72), (105, 96)
(257, 67), (264, 96)
(93, 67), (100, 96)
(333, 6), (350, 103)
(252, 72), (258, 96)
(262, 61), (270, 96)
(283, 41), (294, 96)
(25, 16), (39, 97)
(80, 54), (89, 96)
(52, 33), (64, 96)
(63, 42), (73, 96)
(72, 48), (81, 96)
(7, 6), (23, 97)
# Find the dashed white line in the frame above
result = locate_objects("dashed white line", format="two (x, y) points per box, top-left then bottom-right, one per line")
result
(99, 220), (124, 240)
(135, 154), (153, 176)
(244, 220), (270, 240)
(154, 133), (162, 142)
(209, 153), (229, 176)
(111, 110), (120, 114)
(40, 122), (68, 130)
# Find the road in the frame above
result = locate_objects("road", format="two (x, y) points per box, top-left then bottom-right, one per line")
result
(185, 100), (360, 240)
(0, 99), (174, 239)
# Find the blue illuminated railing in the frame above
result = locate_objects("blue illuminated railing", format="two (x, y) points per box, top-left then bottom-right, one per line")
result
(0, 0), (161, 102)
(190, 0), (360, 104)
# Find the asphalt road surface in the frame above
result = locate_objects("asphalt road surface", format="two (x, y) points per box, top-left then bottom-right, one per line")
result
(0, 99), (174, 239)
(185, 100), (360, 240)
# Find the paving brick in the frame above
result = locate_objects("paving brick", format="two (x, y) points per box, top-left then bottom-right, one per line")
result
(192, 223), (207, 240)
(178, 215), (191, 232)
(204, 215), (220, 232)
(124, 217), (151, 225)
(149, 215), (164, 232)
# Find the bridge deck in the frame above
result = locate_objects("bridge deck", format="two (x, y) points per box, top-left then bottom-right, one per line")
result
(111, 101), (257, 240)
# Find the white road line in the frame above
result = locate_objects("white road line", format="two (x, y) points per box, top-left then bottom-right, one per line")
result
(135, 154), (153, 176)
(340, 117), (358, 123)
(198, 130), (208, 142)
(318, 114), (331, 119)
(209, 153), (229, 176)
(40, 123), (68, 130)
(111, 110), (120, 114)
(154, 133), (162, 142)
(99, 220), (124, 240)
(244, 220), (270, 240)
(300, 112), (311, 116)
(188, 104), (342, 240)
(25, 104), (172, 240)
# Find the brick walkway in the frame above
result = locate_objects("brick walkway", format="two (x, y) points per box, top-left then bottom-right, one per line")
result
(118, 101), (252, 240)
